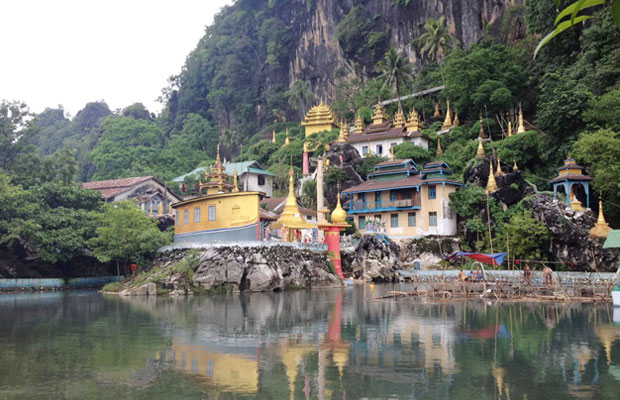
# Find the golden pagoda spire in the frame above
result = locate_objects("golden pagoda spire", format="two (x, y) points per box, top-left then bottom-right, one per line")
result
(271, 157), (314, 237)
(284, 128), (290, 146)
(453, 109), (460, 126)
(517, 104), (526, 134)
(272, 130), (276, 144)
(232, 169), (239, 192)
(406, 108), (422, 132)
(216, 143), (221, 164)
(475, 137), (485, 159)
(495, 155), (504, 176)
(478, 114), (486, 138)
(441, 100), (453, 130)
(433, 100), (441, 118)
(486, 158), (498, 194)
(372, 102), (387, 124)
(508, 121), (513, 137)
(354, 113), (364, 133)
(513, 160), (518, 172)
(436, 137), (443, 157)
(337, 119), (347, 142)
(393, 106), (406, 127)
(590, 198), (612, 237)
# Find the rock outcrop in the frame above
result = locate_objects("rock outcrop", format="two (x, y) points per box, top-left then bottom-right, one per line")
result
(524, 195), (619, 272)
(342, 234), (400, 281)
(399, 237), (461, 269)
(464, 156), (534, 206)
(324, 142), (364, 207)
(120, 245), (341, 295)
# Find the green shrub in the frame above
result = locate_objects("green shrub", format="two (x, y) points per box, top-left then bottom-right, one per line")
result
(102, 281), (122, 292)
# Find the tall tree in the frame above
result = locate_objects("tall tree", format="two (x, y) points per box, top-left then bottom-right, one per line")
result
(415, 16), (459, 84)
(377, 48), (414, 106)
(285, 80), (315, 117)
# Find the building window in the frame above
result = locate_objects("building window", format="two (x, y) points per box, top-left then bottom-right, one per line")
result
(376, 144), (383, 155)
(194, 207), (200, 223)
(208, 205), (216, 221)
(429, 211), (437, 227)
(428, 185), (437, 199)
(408, 212), (416, 227)
(358, 216), (366, 229)
(362, 146), (368, 156)
(306, 215), (312, 221)
(390, 214), (399, 228)
(175, 210), (179, 226)
(375, 191), (381, 205)
(183, 210), (189, 225)
(390, 190), (397, 202)
(258, 175), (265, 186)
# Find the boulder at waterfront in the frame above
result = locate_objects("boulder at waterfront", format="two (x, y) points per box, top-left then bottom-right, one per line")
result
(342, 234), (400, 281)
(118, 245), (341, 296)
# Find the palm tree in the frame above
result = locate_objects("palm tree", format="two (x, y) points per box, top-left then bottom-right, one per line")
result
(378, 48), (414, 107)
(285, 80), (315, 117)
(416, 16), (459, 85)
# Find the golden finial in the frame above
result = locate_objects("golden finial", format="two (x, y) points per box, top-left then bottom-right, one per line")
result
(433, 100), (441, 118)
(337, 119), (347, 142)
(372, 102), (386, 124)
(331, 191), (347, 224)
(354, 113), (364, 133)
(475, 136), (485, 159)
(441, 100), (453, 130)
(157, 201), (163, 216)
(508, 121), (513, 137)
(149, 202), (153, 217)
(517, 104), (526, 134)
(486, 158), (498, 194)
(590, 197), (612, 237)
(272, 130), (276, 144)
(495, 155), (504, 176)
(513, 160), (518, 172)
(453, 109), (460, 126)
(216, 143), (221, 163)
(406, 108), (422, 132)
(233, 169), (239, 192)
(436, 137), (443, 157)
(478, 114), (485, 139)
(284, 128), (290, 146)
(393, 106), (406, 127)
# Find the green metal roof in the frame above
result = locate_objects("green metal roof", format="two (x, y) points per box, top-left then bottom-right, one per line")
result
(603, 230), (620, 249)
(172, 160), (273, 182)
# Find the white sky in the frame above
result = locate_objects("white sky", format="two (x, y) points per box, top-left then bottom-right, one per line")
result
(0, 0), (232, 117)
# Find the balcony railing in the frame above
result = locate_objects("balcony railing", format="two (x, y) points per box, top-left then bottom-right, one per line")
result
(349, 198), (420, 211)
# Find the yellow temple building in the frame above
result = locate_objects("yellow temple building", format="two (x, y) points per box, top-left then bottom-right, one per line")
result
(171, 146), (268, 244)
(301, 101), (339, 137)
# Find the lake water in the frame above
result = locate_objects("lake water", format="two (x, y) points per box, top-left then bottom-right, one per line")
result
(1, 285), (619, 399)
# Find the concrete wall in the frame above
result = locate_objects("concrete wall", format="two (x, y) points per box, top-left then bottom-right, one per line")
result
(173, 222), (260, 244)
(242, 173), (273, 197)
(0, 276), (123, 290)
(351, 136), (429, 159)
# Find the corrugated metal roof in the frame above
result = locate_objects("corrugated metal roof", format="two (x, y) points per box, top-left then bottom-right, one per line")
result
(603, 230), (620, 248)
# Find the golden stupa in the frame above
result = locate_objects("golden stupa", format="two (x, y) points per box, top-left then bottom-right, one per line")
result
(372, 102), (387, 125)
(475, 137), (485, 159)
(517, 104), (526, 134)
(590, 199), (612, 237)
(441, 100), (453, 131)
(436, 137), (443, 157)
(453, 109), (460, 126)
(507, 121), (513, 137)
(272, 130), (276, 143)
(433, 100), (441, 118)
(486, 158), (498, 194)
(393, 106), (406, 127)
(495, 155), (504, 176)
(331, 193), (347, 224)
(513, 160), (518, 172)
(337, 120), (348, 143)
(271, 163), (315, 236)
(354, 113), (365, 133)
(301, 100), (338, 137)
(284, 128), (290, 146)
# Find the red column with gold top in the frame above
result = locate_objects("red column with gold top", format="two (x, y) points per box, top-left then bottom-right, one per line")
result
(318, 192), (349, 281)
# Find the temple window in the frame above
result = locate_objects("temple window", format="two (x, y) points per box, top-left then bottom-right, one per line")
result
(175, 210), (179, 226)
(208, 205), (216, 221)
(429, 211), (437, 226)
(358, 216), (366, 229)
(362, 146), (368, 156)
(390, 190), (397, 202)
(390, 214), (399, 228)
(194, 207), (200, 223)
(376, 144), (383, 154)
(183, 210), (189, 225)
(258, 175), (265, 185)
(428, 185), (437, 199)
(408, 212), (416, 227)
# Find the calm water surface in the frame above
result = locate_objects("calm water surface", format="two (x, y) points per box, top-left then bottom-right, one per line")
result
(1, 285), (620, 399)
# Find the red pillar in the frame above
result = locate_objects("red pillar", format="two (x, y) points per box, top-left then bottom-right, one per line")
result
(324, 226), (344, 279)
(302, 151), (309, 175)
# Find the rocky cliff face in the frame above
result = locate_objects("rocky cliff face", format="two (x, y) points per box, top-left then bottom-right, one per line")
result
(287, 0), (523, 100)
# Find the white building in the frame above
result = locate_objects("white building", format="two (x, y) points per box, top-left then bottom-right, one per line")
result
(347, 103), (429, 158)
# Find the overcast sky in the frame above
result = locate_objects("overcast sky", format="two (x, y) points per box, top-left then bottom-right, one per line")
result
(1, 0), (232, 117)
